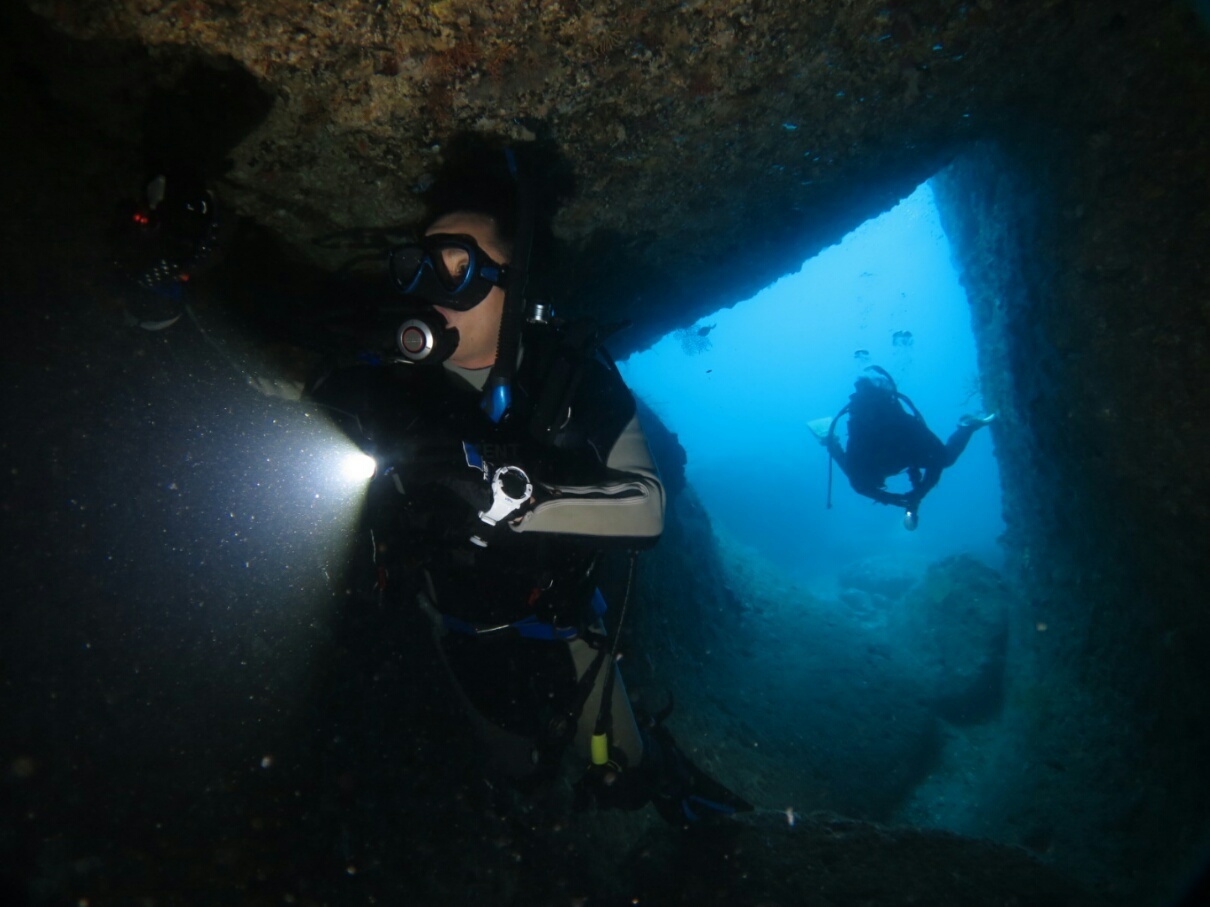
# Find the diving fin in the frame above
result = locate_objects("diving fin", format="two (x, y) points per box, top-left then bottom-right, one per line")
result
(644, 723), (754, 825)
(807, 417), (833, 445)
(959, 412), (997, 428)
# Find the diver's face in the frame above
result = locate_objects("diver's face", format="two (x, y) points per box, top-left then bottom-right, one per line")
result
(425, 212), (508, 369)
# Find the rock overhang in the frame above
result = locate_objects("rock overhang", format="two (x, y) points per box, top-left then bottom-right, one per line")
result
(17, 0), (1173, 355)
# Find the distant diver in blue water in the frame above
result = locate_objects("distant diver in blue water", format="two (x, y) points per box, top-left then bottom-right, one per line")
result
(809, 365), (995, 530)
(307, 138), (752, 825)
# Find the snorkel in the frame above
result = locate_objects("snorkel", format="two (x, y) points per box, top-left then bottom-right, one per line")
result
(481, 147), (535, 424)
(386, 144), (536, 415)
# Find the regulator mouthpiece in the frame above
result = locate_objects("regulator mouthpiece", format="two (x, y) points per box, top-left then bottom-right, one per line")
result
(396, 310), (459, 364)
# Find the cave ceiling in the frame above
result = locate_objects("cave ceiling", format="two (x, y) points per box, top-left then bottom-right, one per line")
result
(19, 0), (1178, 353)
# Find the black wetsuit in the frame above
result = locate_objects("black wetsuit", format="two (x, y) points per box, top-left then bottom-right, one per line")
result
(307, 320), (664, 778)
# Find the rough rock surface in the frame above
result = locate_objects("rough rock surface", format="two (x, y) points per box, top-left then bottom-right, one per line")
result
(896, 554), (1009, 724)
(626, 810), (1098, 907)
(14, 0), (1191, 351)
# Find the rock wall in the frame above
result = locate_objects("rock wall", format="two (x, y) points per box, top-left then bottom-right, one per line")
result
(931, 10), (1210, 890)
(18, 0), (1197, 356)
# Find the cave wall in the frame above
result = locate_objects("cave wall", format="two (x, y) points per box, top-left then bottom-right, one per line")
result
(19, 0), (1197, 358)
(930, 8), (1210, 891)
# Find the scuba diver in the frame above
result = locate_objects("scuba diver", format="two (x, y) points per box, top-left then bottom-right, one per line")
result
(306, 140), (751, 825)
(110, 169), (235, 330)
(809, 365), (996, 530)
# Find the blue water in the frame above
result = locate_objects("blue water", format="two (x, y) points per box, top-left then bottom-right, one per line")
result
(619, 181), (1005, 593)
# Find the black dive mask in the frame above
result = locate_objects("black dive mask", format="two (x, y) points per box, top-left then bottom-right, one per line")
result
(388, 233), (509, 311)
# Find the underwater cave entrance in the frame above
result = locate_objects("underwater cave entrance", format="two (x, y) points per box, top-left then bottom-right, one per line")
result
(619, 180), (1005, 594)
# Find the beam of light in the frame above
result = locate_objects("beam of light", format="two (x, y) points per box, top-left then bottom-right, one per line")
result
(199, 405), (379, 628)
(289, 420), (378, 520)
(339, 451), (377, 482)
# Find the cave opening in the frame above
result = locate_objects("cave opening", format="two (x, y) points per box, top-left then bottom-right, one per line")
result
(609, 175), (1055, 866)
(618, 176), (1043, 861)
(620, 179), (1004, 596)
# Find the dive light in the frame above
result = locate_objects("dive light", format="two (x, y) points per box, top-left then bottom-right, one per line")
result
(340, 451), (378, 482)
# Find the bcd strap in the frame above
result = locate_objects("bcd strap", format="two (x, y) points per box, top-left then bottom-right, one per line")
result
(528, 319), (629, 442)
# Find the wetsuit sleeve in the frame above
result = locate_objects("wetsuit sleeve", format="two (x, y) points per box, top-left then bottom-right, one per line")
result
(912, 464), (942, 500)
(904, 424), (947, 504)
(511, 414), (665, 541)
(851, 480), (914, 509)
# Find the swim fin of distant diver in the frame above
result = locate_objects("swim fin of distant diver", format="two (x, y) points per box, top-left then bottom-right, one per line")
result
(807, 416), (833, 445)
(959, 411), (998, 428)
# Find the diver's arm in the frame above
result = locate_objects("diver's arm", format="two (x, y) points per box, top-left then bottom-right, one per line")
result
(510, 413), (665, 541)
(865, 488), (914, 508)
(904, 426), (945, 504)
(913, 464), (941, 500)
(848, 473), (912, 508)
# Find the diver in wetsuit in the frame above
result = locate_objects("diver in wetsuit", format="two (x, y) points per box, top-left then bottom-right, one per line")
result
(307, 145), (751, 824)
(810, 366), (995, 529)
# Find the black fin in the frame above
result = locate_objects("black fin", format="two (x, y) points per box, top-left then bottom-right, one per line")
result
(646, 724), (754, 825)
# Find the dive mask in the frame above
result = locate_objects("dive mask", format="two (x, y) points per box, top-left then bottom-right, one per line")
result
(389, 233), (509, 311)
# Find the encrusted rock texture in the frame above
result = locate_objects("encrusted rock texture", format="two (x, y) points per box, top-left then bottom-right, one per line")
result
(24, 0), (1179, 347)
